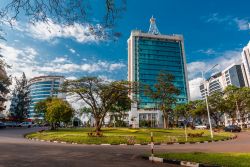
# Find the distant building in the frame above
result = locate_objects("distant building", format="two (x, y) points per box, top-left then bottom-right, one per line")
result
(241, 41), (250, 87)
(200, 63), (245, 99)
(28, 76), (65, 119)
(128, 17), (189, 127)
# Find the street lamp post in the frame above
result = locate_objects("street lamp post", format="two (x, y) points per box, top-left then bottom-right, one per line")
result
(201, 64), (218, 139)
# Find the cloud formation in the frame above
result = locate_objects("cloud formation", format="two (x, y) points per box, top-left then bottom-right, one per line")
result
(0, 43), (41, 79)
(188, 49), (241, 80)
(204, 13), (250, 31)
(189, 77), (203, 100)
(5, 19), (107, 43)
(0, 43), (126, 80)
(69, 48), (76, 54)
(28, 19), (101, 43)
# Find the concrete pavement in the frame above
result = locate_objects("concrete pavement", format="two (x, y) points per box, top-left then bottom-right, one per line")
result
(0, 128), (178, 167)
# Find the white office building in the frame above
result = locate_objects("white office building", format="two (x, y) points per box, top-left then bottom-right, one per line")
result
(241, 41), (250, 87)
(200, 63), (246, 99)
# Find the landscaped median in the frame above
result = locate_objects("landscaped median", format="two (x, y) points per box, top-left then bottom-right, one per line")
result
(148, 152), (250, 167)
(25, 128), (235, 145)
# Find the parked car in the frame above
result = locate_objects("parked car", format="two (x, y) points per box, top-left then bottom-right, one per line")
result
(224, 125), (241, 132)
(18, 122), (33, 128)
(0, 122), (6, 129)
(195, 124), (207, 129)
(4, 121), (18, 127)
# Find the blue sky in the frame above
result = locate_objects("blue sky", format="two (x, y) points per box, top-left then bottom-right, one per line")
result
(0, 0), (250, 100)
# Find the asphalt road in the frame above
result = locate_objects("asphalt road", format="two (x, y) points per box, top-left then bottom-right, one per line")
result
(0, 128), (249, 167)
(0, 127), (178, 167)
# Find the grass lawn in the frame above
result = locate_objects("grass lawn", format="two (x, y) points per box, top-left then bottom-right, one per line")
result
(156, 152), (250, 167)
(26, 128), (234, 144)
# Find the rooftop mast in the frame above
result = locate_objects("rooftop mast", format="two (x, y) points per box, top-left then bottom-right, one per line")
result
(148, 16), (160, 35)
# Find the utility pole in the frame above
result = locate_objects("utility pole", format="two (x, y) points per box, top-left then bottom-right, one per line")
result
(201, 64), (218, 139)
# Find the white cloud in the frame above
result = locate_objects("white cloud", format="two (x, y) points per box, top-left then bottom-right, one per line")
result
(187, 62), (206, 79)
(38, 60), (125, 74)
(189, 77), (203, 101)
(69, 48), (76, 54)
(0, 43), (126, 81)
(188, 49), (241, 80)
(5, 18), (107, 43)
(204, 13), (250, 31)
(109, 63), (126, 71)
(51, 57), (70, 63)
(197, 48), (217, 55)
(0, 43), (41, 79)
(233, 18), (250, 30)
(27, 19), (104, 43)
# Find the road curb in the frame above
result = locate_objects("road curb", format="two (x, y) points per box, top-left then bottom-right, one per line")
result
(142, 156), (220, 167)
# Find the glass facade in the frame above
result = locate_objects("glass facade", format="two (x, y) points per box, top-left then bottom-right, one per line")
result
(129, 32), (189, 110)
(28, 76), (64, 119)
(228, 65), (245, 87)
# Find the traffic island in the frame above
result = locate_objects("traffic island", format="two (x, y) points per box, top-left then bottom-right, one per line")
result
(24, 128), (236, 145)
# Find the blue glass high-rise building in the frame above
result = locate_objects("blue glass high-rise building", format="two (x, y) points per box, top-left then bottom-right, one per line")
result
(128, 17), (189, 127)
(28, 76), (65, 119)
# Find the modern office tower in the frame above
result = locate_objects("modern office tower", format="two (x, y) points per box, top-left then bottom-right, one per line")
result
(200, 63), (245, 99)
(28, 76), (65, 119)
(128, 17), (189, 127)
(241, 41), (250, 87)
(200, 72), (224, 99)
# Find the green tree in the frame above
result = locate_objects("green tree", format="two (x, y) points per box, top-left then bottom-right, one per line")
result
(144, 72), (180, 128)
(61, 77), (133, 132)
(174, 103), (192, 141)
(224, 86), (250, 126)
(174, 103), (192, 123)
(188, 100), (206, 125)
(224, 85), (242, 125)
(109, 93), (131, 127)
(237, 87), (250, 126)
(36, 98), (74, 130)
(34, 97), (53, 118)
(9, 72), (30, 122)
(0, 55), (11, 113)
(207, 92), (228, 126)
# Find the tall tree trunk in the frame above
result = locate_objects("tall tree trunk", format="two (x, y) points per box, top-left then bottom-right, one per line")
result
(51, 123), (55, 130)
(163, 112), (169, 128)
(95, 117), (102, 132)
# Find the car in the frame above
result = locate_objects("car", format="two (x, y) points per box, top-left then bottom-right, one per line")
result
(224, 125), (241, 132)
(18, 122), (33, 128)
(4, 121), (18, 127)
(195, 124), (207, 129)
(0, 122), (6, 129)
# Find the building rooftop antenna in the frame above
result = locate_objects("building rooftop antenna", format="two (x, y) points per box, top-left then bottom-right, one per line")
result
(148, 16), (160, 35)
